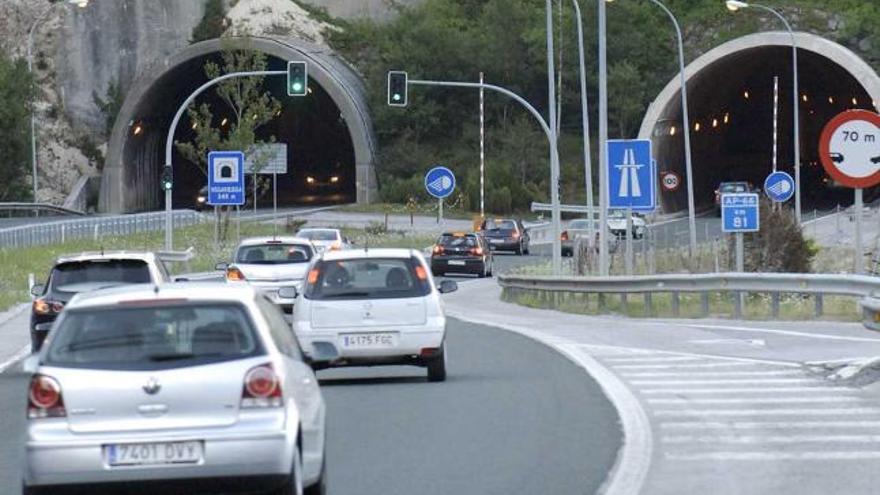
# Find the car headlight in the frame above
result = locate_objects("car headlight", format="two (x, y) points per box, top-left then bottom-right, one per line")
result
(330, 176), (339, 184)
(306, 176), (316, 184)
(197, 196), (206, 203)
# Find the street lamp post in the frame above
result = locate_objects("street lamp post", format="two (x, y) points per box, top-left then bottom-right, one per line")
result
(571, 0), (595, 243)
(726, 0), (801, 224)
(598, 0), (610, 276)
(26, 0), (90, 203)
(546, 0), (563, 275)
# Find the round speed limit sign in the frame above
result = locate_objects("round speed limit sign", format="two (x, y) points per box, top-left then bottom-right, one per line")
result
(819, 110), (880, 189)
(661, 171), (681, 192)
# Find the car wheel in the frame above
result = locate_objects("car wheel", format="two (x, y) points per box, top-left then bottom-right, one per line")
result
(477, 263), (487, 278)
(515, 242), (523, 256)
(275, 447), (304, 495)
(427, 345), (447, 382)
(523, 243), (530, 255)
(304, 454), (326, 495)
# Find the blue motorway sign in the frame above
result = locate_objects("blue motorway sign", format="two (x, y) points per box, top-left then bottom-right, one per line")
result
(764, 171), (795, 203)
(207, 151), (245, 206)
(424, 166), (456, 199)
(607, 139), (656, 212)
(721, 193), (760, 233)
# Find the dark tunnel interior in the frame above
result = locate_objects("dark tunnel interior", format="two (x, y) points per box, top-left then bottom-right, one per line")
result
(122, 51), (356, 212)
(652, 46), (877, 213)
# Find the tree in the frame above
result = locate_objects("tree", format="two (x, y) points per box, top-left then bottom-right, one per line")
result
(191, 0), (227, 43)
(0, 52), (34, 201)
(734, 199), (818, 273)
(92, 78), (125, 139)
(175, 41), (281, 240)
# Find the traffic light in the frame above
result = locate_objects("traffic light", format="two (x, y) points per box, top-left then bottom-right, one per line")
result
(387, 71), (408, 107)
(161, 165), (173, 192)
(287, 61), (308, 97)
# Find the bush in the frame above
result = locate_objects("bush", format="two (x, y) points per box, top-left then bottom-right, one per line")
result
(730, 199), (817, 273)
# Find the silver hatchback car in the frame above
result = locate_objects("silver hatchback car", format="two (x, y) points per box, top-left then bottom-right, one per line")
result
(23, 283), (326, 495)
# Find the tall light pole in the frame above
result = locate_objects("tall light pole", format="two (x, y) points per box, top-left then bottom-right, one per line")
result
(617, 0), (697, 256)
(726, 0), (801, 224)
(546, 0), (563, 275)
(27, 0), (90, 203)
(571, 0), (595, 241)
(598, 0), (610, 275)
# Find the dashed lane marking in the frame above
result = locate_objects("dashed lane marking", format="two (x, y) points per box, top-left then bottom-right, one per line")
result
(653, 407), (880, 417)
(662, 435), (880, 444)
(647, 396), (861, 405)
(660, 420), (880, 429)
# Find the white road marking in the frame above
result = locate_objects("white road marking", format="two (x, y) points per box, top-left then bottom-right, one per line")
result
(621, 370), (801, 378)
(611, 361), (757, 370)
(582, 343), (801, 367)
(0, 345), (30, 374)
(654, 407), (880, 417)
(688, 338), (766, 347)
(647, 396), (861, 405)
(603, 356), (703, 364)
(662, 435), (880, 444)
(630, 378), (814, 386)
(640, 387), (852, 395)
(660, 420), (880, 429)
(665, 451), (880, 461)
(680, 323), (880, 343)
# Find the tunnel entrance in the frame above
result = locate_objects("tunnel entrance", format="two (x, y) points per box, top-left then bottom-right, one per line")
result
(640, 32), (880, 213)
(102, 37), (377, 213)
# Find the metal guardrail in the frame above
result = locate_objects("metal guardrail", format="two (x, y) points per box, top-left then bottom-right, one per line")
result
(0, 202), (85, 216)
(0, 210), (205, 249)
(498, 272), (880, 320)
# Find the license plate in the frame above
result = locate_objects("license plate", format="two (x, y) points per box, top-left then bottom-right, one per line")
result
(105, 441), (203, 467)
(448, 260), (466, 266)
(340, 333), (397, 349)
(490, 239), (502, 244)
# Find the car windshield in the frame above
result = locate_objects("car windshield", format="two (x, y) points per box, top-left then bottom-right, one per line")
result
(483, 219), (516, 231)
(297, 230), (338, 241)
(608, 211), (627, 219)
(44, 303), (263, 371)
(235, 243), (313, 264)
(305, 258), (431, 300)
(720, 183), (748, 192)
(569, 220), (594, 229)
(438, 235), (478, 248)
(50, 260), (151, 293)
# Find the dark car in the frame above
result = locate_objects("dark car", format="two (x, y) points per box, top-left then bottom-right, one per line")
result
(29, 253), (166, 352)
(479, 218), (530, 255)
(431, 232), (493, 277)
(194, 185), (208, 211)
(714, 181), (753, 215)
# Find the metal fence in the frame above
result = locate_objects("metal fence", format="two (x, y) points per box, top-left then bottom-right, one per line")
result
(497, 272), (880, 320)
(0, 210), (206, 249)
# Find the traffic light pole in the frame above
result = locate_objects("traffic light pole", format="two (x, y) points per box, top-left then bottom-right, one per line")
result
(163, 70), (285, 250)
(408, 79), (563, 275)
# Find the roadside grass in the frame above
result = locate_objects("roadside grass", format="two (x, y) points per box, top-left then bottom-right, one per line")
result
(0, 220), (437, 313)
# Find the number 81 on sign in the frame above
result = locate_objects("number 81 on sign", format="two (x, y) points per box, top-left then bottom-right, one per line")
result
(721, 193), (760, 233)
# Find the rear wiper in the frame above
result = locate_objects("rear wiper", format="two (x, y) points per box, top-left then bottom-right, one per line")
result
(147, 353), (195, 362)
(320, 291), (372, 299)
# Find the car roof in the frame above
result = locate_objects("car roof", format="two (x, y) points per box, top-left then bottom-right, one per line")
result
(55, 251), (158, 264)
(236, 236), (313, 247)
(320, 248), (418, 261)
(64, 282), (259, 310)
(440, 232), (478, 237)
(297, 227), (340, 232)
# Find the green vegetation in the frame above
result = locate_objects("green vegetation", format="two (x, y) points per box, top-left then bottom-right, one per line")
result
(0, 220), (436, 312)
(0, 51), (34, 201)
(736, 199), (818, 273)
(324, 0), (880, 213)
(192, 0), (228, 43)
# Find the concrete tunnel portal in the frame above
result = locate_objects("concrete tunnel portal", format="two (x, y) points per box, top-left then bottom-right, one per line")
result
(102, 37), (378, 213)
(640, 32), (880, 213)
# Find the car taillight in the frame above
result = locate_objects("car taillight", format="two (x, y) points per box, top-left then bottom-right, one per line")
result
(32, 299), (63, 315)
(329, 241), (342, 251)
(241, 364), (283, 409)
(470, 247), (484, 256)
(307, 268), (320, 284)
(28, 375), (66, 419)
(512, 231), (520, 239)
(432, 245), (444, 255)
(414, 265), (429, 281)
(226, 267), (246, 281)
(561, 231), (569, 241)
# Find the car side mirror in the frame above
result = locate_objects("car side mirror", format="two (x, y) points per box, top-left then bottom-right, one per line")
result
(278, 287), (299, 299)
(22, 354), (39, 373)
(214, 262), (229, 271)
(30, 283), (45, 298)
(438, 280), (458, 294)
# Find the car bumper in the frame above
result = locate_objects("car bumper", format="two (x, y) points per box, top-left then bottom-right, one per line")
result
(297, 325), (445, 365)
(486, 238), (519, 250)
(25, 415), (298, 487)
(431, 256), (485, 273)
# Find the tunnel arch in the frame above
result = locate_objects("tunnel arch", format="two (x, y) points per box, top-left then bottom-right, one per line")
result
(101, 36), (378, 213)
(639, 32), (880, 213)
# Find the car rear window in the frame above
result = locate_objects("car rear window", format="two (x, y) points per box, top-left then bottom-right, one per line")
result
(720, 183), (748, 193)
(438, 235), (477, 248)
(44, 303), (264, 371)
(483, 219), (516, 231)
(304, 258), (431, 301)
(50, 259), (151, 293)
(236, 243), (313, 264)
(297, 230), (337, 241)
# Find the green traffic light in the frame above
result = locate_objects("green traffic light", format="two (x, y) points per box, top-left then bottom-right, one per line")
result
(393, 94), (401, 101)
(292, 82), (303, 92)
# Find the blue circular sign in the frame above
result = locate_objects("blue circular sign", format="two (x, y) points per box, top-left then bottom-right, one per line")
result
(764, 171), (795, 203)
(424, 166), (456, 199)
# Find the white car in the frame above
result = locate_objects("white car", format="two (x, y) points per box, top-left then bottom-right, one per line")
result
(295, 228), (348, 253)
(292, 248), (458, 382)
(607, 210), (647, 239)
(218, 237), (315, 315)
(23, 283), (326, 495)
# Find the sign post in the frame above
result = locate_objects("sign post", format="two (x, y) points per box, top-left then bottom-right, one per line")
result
(722, 192), (759, 314)
(425, 166), (456, 224)
(608, 139), (656, 275)
(819, 110), (880, 274)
